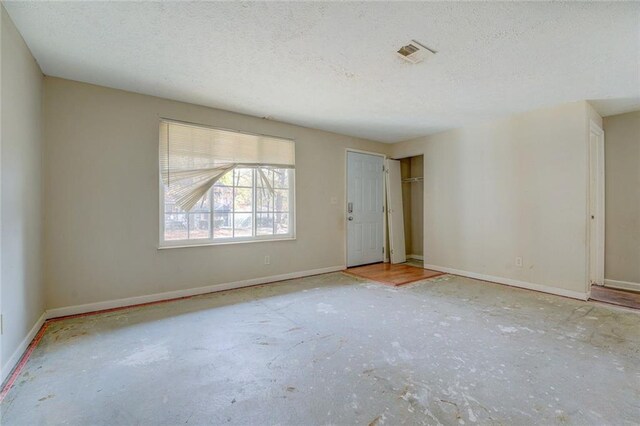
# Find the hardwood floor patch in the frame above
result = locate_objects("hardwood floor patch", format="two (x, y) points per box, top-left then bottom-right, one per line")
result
(345, 263), (444, 286)
(590, 286), (640, 310)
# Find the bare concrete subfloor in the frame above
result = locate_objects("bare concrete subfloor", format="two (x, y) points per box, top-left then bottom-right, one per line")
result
(1, 272), (639, 425)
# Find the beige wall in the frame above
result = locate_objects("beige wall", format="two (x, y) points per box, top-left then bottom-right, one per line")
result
(1, 5), (45, 376)
(603, 110), (640, 285)
(43, 77), (390, 309)
(391, 102), (598, 298)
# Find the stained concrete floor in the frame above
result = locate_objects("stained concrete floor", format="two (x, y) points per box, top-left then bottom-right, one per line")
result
(1, 272), (639, 425)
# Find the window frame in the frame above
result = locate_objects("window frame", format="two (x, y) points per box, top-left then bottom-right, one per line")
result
(158, 128), (296, 249)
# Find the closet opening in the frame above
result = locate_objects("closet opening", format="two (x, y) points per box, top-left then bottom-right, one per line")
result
(399, 155), (424, 267)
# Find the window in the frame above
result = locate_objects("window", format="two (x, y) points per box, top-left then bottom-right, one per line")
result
(159, 120), (295, 246)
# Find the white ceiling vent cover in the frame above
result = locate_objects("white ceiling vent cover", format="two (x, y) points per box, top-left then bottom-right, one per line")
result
(396, 40), (435, 64)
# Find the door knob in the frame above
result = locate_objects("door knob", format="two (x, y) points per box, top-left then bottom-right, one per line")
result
(348, 216), (354, 221)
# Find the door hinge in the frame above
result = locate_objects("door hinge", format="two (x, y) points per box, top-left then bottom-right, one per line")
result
(382, 247), (384, 253)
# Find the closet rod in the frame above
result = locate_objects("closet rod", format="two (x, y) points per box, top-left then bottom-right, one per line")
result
(401, 177), (423, 183)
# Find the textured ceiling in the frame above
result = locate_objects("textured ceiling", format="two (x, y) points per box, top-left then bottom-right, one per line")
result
(4, 1), (640, 142)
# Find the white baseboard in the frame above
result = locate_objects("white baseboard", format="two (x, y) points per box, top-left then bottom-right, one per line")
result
(1, 312), (46, 385)
(407, 254), (424, 260)
(423, 264), (588, 301)
(604, 279), (640, 293)
(46, 265), (345, 319)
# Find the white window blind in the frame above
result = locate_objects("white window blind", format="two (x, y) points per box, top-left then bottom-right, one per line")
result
(160, 120), (295, 212)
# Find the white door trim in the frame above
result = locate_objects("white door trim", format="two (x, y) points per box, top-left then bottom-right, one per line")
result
(587, 120), (605, 293)
(344, 149), (387, 267)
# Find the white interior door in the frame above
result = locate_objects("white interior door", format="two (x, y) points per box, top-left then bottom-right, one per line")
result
(347, 152), (384, 267)
(385, 159), (406, 264)
(589, 122), (605, 287)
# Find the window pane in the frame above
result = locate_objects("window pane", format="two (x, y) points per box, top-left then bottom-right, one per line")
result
(213, 213), (232, 238)
(234, 213), (253, 237)
(164, 202), (183, 214)
(190, 191), (211, 213)
(234, 188), (253, 212)
(275, 213), (289, 235)
(189, 213), (211, 239)
(274, 189), (289, 212)
(273, 169), (289, 189)
(256, 213), (274, 236)
(256, 189), (273, 212)
(165, 214), (188, 240)
(216, 170), (233, 186)
(234, 168), (253, 187)
(213, 187), (233, 212)
(256, 169), (273, 188)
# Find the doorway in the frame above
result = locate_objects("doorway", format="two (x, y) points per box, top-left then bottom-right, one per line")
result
(399, 155), (424, 265)
(383, 155), (424, 266)
(346, 151), (385, 267)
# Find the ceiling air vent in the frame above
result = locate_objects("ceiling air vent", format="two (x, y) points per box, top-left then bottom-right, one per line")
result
(396, 40), (435, 64)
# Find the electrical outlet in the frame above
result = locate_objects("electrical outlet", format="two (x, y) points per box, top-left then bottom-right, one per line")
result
(264, 255), (270, 265)
(515, 257), (523, 267)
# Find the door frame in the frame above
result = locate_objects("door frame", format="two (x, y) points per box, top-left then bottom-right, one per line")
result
(385, 158), (407, 264)
(587, 120), (605, 295)
(344, 149), (387, 268)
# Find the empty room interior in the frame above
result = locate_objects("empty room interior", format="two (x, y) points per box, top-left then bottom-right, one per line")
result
(1, 1), (640, 425)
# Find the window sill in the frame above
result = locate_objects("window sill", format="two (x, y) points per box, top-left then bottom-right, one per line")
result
(158, 236), (296, 250)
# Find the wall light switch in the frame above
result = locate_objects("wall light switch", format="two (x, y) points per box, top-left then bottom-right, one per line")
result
(264, 256), (270, 265)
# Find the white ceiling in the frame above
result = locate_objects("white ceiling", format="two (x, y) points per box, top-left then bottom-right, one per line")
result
(5, 1), (640, 143)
